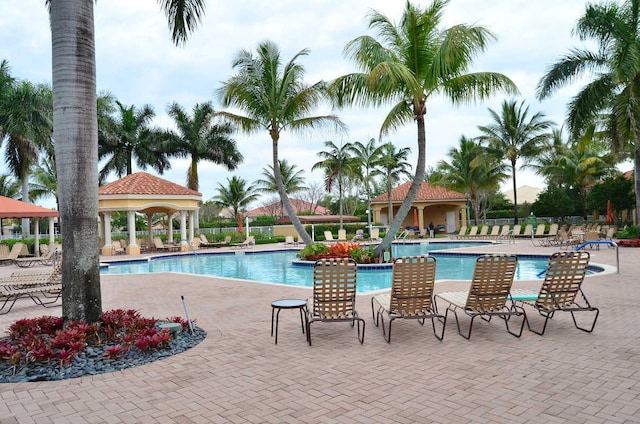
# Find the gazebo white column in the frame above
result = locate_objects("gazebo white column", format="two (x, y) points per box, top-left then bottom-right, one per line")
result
(101, 212), (113, 256)
(180, 211), (187, 251)
(33, 219), (40, 257)
(188, 211), (195, 248)
(146, 213), (153, 244)
(168, 213), (174, 243)
(127, 211), (140, 255)
(48, 217), (55, 244)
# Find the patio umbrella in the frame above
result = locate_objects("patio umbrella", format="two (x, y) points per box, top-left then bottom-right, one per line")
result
(606, 200), (613, 224)
(237, 213), (243, 233)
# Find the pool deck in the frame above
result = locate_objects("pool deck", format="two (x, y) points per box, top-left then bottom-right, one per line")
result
(0, 238), (638, 423)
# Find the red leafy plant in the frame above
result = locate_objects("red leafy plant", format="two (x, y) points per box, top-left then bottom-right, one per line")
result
(0, 309), (191, 373)
(617, 239), (640, 247)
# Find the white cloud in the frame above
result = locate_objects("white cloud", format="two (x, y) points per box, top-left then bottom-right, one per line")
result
(1, 0), (597, 208)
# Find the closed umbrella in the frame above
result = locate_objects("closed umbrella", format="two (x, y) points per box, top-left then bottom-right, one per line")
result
(606, 200), (613, 224)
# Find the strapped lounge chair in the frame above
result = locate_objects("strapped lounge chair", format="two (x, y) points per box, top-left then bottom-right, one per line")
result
(230, 235), (254, 249)
(200, 234), (231, 248)
(435, 254), (526, 339)
(337, 229), (348, 242)
(284, 236), (298, 247)
(488, 225), (501, 239)
(510, 251), (598, 335)
(371, 255), (445, 342)
(0, 263), (63, 314)
(0, 242), (26, 266)
(13, 243), (61, 268)
(370, 228), (381, 242)
(453, 226), (467, 239)
(306, 258), (365, 345)
(324, 231), (336, 243)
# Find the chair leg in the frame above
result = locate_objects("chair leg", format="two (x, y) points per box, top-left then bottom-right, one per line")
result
(503, 307), (527, 338)
(380, 314), (394, 343)
(355, 316), (365, 344)
(525, 310), (553, 335)
(570, 307), (600, 333)
(430, 314), (446, 341)
(447, 305), (475, 340)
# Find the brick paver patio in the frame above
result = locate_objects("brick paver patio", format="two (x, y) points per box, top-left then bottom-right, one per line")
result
(0, 239), (638, 423)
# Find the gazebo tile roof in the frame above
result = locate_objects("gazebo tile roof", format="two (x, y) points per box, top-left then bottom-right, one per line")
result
(98, 172), (202, 197)
(371, 181), (465, 202)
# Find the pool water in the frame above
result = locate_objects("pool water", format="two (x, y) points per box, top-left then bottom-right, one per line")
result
(101, 241), (551, 292)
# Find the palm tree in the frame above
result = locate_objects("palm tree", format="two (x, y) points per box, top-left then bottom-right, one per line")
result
(0, 59), (15, 133)
(347, 138), (384, 233)
(212, 176), (260, 221)
(477, 100), (553, 223)
(30, 154), (59, 209)
(0, 174), (20, 198)
(98, 101), (170, 183)
(312, 140), (358, 228)
(47, 0), (206, 322)
(536, 125), (615, 218)
(1, 81), (52, 236)
(431, 136), (506, 225)
(217, 40), (346, 245)
(378, 142), (412, 227)
(254, 159), (307, 216)
(164, 101), (243, 192)
(536, 0), (640, 223)
(328, 0), (517, 253)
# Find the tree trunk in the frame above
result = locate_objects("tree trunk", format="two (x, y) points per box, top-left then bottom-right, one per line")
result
(21, 177), (30, 237)
(511, 161), (519, 224)
(271, 134), (313, 245)
(635, 147), (640, 224)
(376, 113), (427, 255)
(51, 0), (102, 323)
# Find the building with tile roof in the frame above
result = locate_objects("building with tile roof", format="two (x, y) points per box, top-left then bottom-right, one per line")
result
(98, 172), (202, 255)
(370, 181), (468, 233)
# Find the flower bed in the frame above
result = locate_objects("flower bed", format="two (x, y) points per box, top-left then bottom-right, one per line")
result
(0, 309), (206, 382)
(617, 239), (640, 247)
(298, 242), (380, 264)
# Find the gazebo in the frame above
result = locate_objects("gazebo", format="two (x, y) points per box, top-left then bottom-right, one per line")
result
(0, 196), (58, 256)
(98, 172), (202, 255)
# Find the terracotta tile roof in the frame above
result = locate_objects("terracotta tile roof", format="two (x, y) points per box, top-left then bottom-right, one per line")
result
(0, 196), (58, 218)
(371, 181), (466, 203)
(98, 172), (202, 197)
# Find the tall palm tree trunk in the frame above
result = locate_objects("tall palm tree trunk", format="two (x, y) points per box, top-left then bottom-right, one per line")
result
(51, 0), (102, 323)
(511, 161), (519, 224)
(272, 136), (312, 245)
(21, 177), (30, 237)
(635, 147), (640, 224)
(376, 113), (427, 255)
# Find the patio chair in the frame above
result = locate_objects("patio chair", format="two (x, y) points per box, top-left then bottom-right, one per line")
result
(453, 226), (467, 239)
(371, 255), (445, 342)
(488, 225), (501, 239)
(519, 224), (533, 238)
(112, 240), (126, 255)
(0, 243), (27, 266)
(284, 236), (298, 247)
(435, 254), (526, 339)
(0, 263), (63, 314)
(13, 243), (61, 268)
(475, 225), (489, 239)
(337, 229), (348, 242)
(460, 226), (477, 240)
(230, 235), (254, 249)
(533, 224), (546, 238)
(324, 231), (336, 243)
(370, 228), (381, 242)
(510, 251), (598, 335)
(511, 225), (522, 237)
(306, 258), (365, 345)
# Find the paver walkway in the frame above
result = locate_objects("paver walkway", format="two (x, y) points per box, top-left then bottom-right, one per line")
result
(0, 240), (638, 423)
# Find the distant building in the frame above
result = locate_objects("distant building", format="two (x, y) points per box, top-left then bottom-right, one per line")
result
(502, 185), (542, 205)
(245, 198), (330, 218)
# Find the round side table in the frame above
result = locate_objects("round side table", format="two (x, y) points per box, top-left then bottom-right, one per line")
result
(271, 299), (307, 344)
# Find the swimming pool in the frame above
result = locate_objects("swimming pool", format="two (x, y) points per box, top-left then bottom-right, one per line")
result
(101, 241), (553, 292)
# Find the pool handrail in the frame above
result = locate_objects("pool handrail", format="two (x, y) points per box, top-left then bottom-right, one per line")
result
(574, 240), (619, 274)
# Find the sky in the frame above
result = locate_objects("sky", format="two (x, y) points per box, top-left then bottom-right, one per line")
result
(0, 0), (606, 209)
